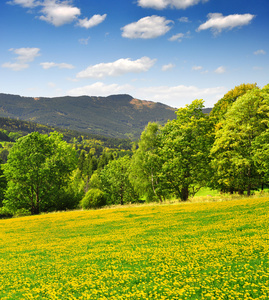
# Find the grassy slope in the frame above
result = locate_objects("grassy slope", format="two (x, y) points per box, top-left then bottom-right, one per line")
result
(1, 197), (269, 299)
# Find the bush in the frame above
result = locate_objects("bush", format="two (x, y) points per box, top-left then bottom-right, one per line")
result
(0, 206), (13, 219)
(14, 208), (31, 217)
(81, 188), (106, 209)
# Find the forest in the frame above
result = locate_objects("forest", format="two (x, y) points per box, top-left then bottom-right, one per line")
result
(0, 83), (268, 217)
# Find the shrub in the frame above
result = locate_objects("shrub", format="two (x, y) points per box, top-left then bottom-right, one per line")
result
(0, 206), (13, 219)
(14, 208), (31, 217)
(81, 188), (106, 209)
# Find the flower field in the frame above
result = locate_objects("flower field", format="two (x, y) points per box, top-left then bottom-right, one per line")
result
(0, 197), (269, 299)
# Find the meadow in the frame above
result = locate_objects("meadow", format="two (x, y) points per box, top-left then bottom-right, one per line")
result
(0, 196), (269, 299)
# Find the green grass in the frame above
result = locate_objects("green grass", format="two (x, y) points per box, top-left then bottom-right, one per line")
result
(0, 196), (269, 299)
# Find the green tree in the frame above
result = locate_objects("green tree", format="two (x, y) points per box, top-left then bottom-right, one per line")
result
(129, 122), (165, 202)
(80, 188), (106, 209)
(210, 85), (269, 195)
(100, 156), (138, 205)
(210, 83), (257, 123)
(159, 99), (214, 201)
(0, 163), (7, 207)
(3, 132), (77, 214)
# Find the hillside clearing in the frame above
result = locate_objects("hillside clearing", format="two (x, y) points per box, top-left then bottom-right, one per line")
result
(1, 197), (269, 299)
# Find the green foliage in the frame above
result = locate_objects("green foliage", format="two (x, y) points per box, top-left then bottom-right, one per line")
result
(100, 156), (139, 205)
(89, 173), (101, 189)
(210, 83), (257, 123)
(159, 99), (214, 200)
(0, 206), (13, 218)
(129, 122), (165, 202)
(3, 132), (77, 214)
(0, 165), (7, 207)
(80, 188), (106, 209)
(210, 85), (269, 195)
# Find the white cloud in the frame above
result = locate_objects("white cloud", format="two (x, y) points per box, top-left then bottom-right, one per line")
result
(8, 0), (106, 28)
(76, 57), (156, 79)
(168, 31), (190, 42)
(77, 14), (107, 29)
(68, 83), (227, 108)
(2, 62), (29, 71)
(168, 33), (184, 42)
(254, 49), (266, 55)
(79, 36), (90, 45)
(121, 15), (173, 39)
(11, 47), (40, 62)
(192, 65), (203, 71)
(137, 0), (208, 10)
(197, 13), (255, 35)
(7, 0), (37, 8)
(214, 66), (226, 74)
(2, 47), (40, 71)
(162, 63), (175, 71)
(178, 17), (190, 23)
(40, 62), (75, 69)
(68, 82), (133, 97)
(39, 1), (81, 26)
(136, 85), (227, 107)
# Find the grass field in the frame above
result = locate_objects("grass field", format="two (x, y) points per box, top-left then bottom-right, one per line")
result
(1, 196), (269, 299)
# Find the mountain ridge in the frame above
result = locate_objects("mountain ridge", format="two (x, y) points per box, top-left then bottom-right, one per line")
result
(0, 93), (178, 139)
(0, 93), (211, 139)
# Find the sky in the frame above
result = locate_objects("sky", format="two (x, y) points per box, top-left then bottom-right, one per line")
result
(0, 0), (268, 108)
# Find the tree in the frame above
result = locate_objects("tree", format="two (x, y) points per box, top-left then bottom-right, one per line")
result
(100, 156), (138, 205)
(3, 132), (77, 214)
(159, 100), (214, 201)
(129, 122), (165, 202)
(0, 163), (7, 207)
(210, 83), (257, 123)
(210, 85), (269, 195)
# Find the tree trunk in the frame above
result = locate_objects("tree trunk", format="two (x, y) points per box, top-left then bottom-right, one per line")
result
(181, 186), (189, 201)
(247, 184), (251, 196)
(120, 183), (123, 205)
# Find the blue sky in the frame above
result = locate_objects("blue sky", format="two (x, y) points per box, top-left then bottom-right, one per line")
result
(0, 0), (268, 108)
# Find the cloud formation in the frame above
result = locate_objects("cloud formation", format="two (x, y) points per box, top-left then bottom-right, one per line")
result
(2, 62), (29, 71)
(76, 57), (156, 79)
(168, 33), (184, 42)
(214, 66), (226, 74)
(254, 49), (266, 55)
(8, 0), (107, 28)
(68, 82), (227, 108)
(7, 0), (37, 8)
(11, 47), (40, 62)
(68, 82), (133, 97)
(178, 17), (190, 23)
(121, 16), (173, 39)
(2, 47), (40, 71)
(77, 14), (107, 29)
(40, 62), (75, 69)
(137, 0), (208, 10)
(137, 85), (227, 107)
(162, 63), (175, 71)
(197, 13), (255, 35)
(39, 1), (81, 26)
(192, 65), (203, 71)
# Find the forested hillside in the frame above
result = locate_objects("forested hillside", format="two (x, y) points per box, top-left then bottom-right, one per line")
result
(1, 83), (268, 218)
(0, 93), (178, 139)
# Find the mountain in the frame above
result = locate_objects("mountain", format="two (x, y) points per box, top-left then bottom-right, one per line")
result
(0, 93), (177, 139)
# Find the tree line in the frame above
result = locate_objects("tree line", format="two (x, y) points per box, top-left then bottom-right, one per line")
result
(0, 83), (268, 216)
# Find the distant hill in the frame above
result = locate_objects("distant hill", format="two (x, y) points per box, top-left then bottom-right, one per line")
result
(0, 117), (132, 150)
(0, 93), (178, 139)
